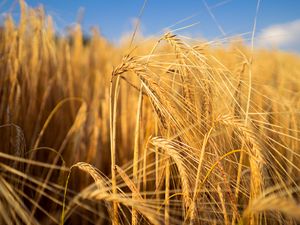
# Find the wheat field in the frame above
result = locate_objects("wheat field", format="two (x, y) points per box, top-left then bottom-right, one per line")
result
(0, 1), (300, 225)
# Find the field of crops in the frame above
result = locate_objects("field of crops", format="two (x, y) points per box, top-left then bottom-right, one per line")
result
(1, 1), (300, 225)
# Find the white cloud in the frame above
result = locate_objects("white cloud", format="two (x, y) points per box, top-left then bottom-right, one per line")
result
(257, 19), (300, 52)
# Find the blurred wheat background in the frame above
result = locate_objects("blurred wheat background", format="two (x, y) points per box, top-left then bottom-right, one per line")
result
(0, 1), (300, 225)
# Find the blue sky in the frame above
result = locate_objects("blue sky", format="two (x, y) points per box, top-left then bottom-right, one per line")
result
(1, 1), (300, 51)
